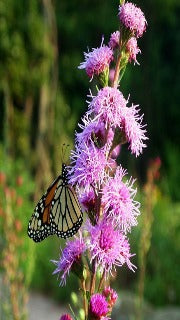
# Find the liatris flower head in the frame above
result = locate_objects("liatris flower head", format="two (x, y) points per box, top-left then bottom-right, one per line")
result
(90, 293), (109, 318)
(126, 37), (141, 65)
(89, 87), (127, 128)
(103, 286), (118, 308)
(119, 2), (147, 38)
(102, 166), (140, 233)
(52, 234), (86, 285)
(87, 219), (136, 276)
(119, 103), (148, 157)
(108, 31), (120, 49)
(78, 41), (113, 80)
(69, 143), (113, 189)
(60, 314), (73, 320)
(76, 115), (108, 148)
(79, 188), (95, 213)
(89, 87), (147, 156)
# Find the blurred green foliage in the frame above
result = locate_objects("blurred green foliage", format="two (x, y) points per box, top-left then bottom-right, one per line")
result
(0, 0), (52, 97)
(145, 196), (180, 305)
(0, 147), (35, 319)
(0, 0), (179, 314)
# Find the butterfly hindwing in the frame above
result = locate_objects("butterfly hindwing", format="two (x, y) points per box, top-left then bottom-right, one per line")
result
(50, 182), (83, 238)
(28, 165), (83, 242)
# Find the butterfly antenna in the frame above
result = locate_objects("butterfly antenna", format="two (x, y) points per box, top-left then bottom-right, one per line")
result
(60, 144), (64, 164)
(61, 143), (70, 164)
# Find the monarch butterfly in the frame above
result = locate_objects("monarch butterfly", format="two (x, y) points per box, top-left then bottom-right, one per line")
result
(28, 164), (83, 242)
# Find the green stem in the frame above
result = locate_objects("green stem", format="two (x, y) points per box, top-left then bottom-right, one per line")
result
(90, 260), (96, 296)
(119, 65), (127, 82)
(98, 270), (105, 291)
(112, 52), (122, 88)
(82, 278), (88, 319)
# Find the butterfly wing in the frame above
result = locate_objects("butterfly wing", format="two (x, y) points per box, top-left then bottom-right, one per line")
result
(50, 183), (83, 239)
(28, 176), (61, 242)
(28, 167), (83, 242)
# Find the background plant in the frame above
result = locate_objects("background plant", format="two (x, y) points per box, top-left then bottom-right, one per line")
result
(0, 148), (35, 320)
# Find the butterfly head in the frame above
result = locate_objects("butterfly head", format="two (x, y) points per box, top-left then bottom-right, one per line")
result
(61, 163), (69, 185)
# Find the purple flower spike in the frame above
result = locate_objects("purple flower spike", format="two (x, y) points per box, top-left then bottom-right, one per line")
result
(126, 37), (141, 65)
(79, 43), (113, 79)
(52, 235), (86, 285)
(119, 2), (147, 38)
(87, 220), (136, 276)
(102, 166), (140, 233)
(90, 293), (109, 317)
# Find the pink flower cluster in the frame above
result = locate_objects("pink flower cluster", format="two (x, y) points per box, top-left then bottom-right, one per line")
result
(102, 166), (140, 233)
(90, 293), (108, 317)
(87, 220), (136, 276)
(88, 86), (147, 156)
(109, 30), (141, 64)
(119, 2), (147, 38)
(69, 143), (113, 189)
(79, 44), (113, 79)
(126, 37), (141, 64)
(90, 288), (117, 319)
(89, 86), (127, 127)
(78, 3), (147, 83)
(103, 286), (118, 308)
(52, 235), (86, 285)
(108, 31), (120, 49)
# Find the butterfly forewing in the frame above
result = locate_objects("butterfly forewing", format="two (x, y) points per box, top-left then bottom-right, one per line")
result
(28, 176), (60, 242)
(28, 165), (83, 242)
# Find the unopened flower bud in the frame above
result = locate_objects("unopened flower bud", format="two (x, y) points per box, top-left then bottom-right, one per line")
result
(103, 286), (118, 308)
(83, 268), (87, 281)
(71, 292), (78, 306)
(79, 308), (85, 320)
(60, 314), (73, 320)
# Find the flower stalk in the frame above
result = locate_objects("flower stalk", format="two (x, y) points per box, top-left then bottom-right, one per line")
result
(82, 278), (88, 318)
(112, 51), (122, 88)
(52, 1), (147, 319)
(90, 259), (97, 296)
(98, 270), (106, 292)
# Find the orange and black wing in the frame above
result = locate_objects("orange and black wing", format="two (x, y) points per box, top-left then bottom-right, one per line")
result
(28, 165), (83, 242)
(28, 176), (61, 242)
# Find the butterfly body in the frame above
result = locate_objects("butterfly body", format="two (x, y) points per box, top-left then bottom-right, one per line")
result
(28, 164), (83, 242)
